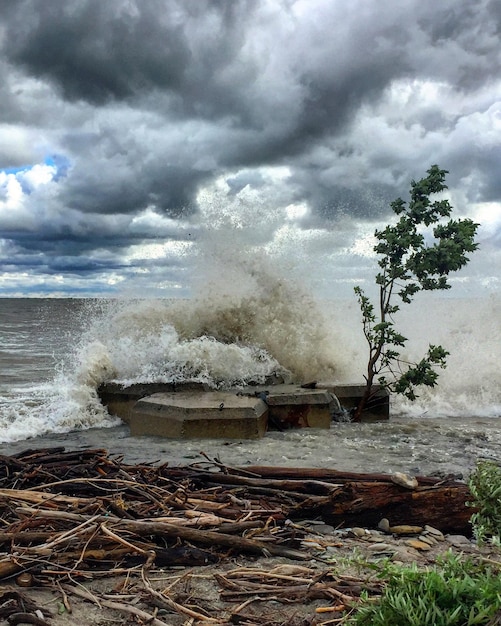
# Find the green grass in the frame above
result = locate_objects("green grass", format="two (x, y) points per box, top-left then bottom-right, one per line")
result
(468, 460), (501, 546)
(348, 552), (501, 626)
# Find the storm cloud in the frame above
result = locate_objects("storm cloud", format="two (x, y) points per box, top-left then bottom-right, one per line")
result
(0, 0), (500, 295)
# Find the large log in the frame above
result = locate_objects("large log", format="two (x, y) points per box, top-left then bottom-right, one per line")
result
(318, 481), (472, 534)
(241, 466), (472, 534)
(17, 465), (468, 536)
(243, 465), (448, 485)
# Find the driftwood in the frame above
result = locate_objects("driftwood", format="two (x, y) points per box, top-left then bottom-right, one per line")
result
(0, 448), (473, 578)
(0, 447), (477, 625)
(322, 480), (471, 531)
(166, 466), (471, 533)
(240, 465), (472, 532)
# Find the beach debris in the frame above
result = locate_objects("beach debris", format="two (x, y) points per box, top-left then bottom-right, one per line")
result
(0, 447), (475, 624)
(0, 590), (52, 625)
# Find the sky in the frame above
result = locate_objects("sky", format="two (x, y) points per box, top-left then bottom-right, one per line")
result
(0, 0), (500, 298)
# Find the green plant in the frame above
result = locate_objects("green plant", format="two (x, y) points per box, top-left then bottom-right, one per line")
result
(468, 460), (501, 546)
(353, 165), (478, 421)
(349, 552), (501, 625)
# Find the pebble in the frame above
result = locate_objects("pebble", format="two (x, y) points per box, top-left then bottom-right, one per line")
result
(310, 524), (336, 535)
(300, 540), (324, 551)
(298, 520), (340, 535)
(405, 539), (432, 551)
(417, 534), (438, 546)
(298, 518), (474, 563)
(349, 527), (369, 538)
(366, 535), (387, 543)
(423, 525), (445, 540)
(389, 525), (424, 535)
(16, 572), (33, 587)
(366, 543), (395, 552)
(391, 472), (419, 490)
(446, 534), (473, 547)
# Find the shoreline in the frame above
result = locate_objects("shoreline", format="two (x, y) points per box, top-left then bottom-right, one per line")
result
(2, 415), (500, 477)
(1, 423), (500, 626)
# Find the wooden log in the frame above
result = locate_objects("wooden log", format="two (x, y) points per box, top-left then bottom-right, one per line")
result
(0, 559), (23, 579)
(175, 469), (342, 496)
(10, 447), (66, 459)
(0, 531), (55, 545)
(236, 466), (473, 533)
(242, 465), (446, 486)
(0, 488), (92, 507)
(12, 448), (106, 464)
(219, 520), (265, 534)
(0, 455), (27, 470)
(169, 467), (471, 534)
(11, 508), (308, 561)
(316, 481), (473, 534)
(114, 519), (309, 560)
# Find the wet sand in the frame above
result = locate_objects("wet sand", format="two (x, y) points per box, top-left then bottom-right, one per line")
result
(3, 416), (500, 478)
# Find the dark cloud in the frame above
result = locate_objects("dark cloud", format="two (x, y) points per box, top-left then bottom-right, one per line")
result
(1, 0), (256, 109)
(1, 0), (190, 104)
(0, 0), (499, 294)
(60, 160), (205, 217)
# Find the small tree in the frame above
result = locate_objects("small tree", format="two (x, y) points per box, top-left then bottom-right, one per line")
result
(352, 165), (478, 422)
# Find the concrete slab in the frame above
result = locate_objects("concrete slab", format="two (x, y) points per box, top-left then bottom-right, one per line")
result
(319, 383), (389, 421)
(245, 384), (333, 405)
(98, 382), (209, 424)
(98, 382), (389, 442)
(236, 384), (334, 429)
(130, 391), (268, 439)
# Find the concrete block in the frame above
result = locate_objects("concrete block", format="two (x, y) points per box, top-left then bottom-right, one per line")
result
(319, 383), (389, 421)
(98, 382), (209, 424)
(237, 384), (333, 429)
(130, 391), (268, 439)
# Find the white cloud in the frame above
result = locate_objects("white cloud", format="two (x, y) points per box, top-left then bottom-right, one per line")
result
(472, 202), (501, 237)
(125, 240), (193, 262)
(0, 124), (45, 166)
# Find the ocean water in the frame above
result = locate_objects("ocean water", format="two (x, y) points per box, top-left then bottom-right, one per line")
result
(0, 289), (500, 476)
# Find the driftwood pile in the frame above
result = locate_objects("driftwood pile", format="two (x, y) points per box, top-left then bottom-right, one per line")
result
(0, 447), (472, 625)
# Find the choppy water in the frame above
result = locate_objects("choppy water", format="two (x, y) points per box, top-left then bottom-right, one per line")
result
(0, 288), (500, 477)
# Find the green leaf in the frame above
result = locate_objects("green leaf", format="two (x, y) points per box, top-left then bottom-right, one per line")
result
(352, 165), (478, 420)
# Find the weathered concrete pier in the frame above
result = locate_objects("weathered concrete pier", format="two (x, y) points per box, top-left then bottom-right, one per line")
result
(98, 381), (389, 439)
(131, 391), (268, 439)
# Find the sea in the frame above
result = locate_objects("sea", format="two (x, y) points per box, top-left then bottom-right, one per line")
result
(1, 290), (500, 477)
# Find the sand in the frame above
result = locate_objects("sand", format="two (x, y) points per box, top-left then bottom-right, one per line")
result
(4, 524), (499, 626)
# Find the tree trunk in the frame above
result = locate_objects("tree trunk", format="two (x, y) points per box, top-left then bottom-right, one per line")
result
(318, 481), (472, 534)
(244, 466), (473, 534)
